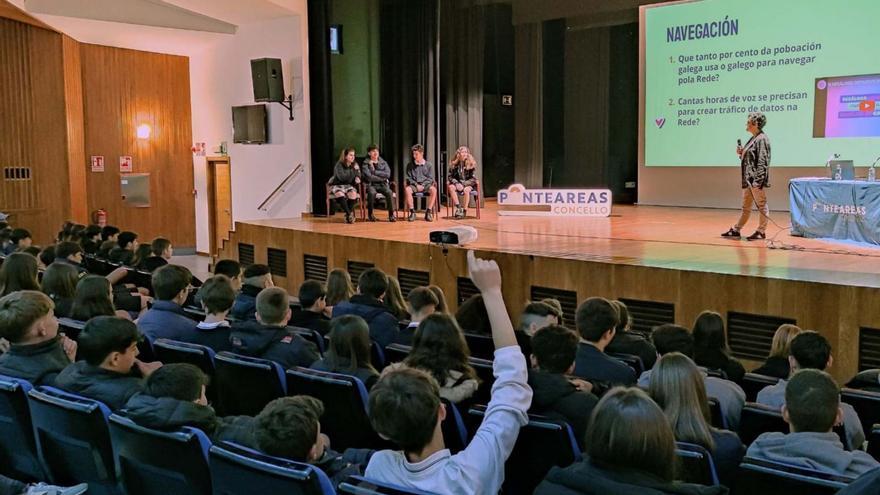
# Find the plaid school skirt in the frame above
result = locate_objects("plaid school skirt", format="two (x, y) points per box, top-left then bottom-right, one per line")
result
(329, 184), (357, 196)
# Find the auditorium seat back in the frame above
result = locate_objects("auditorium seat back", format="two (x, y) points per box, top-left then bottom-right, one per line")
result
(153, 339), (217, 377)
(738, 402), (850, 450)
(27, 386), (119, 494)
(382, 343), (410, 365)
(732, 457), (853, 495)
(463, 333), (494, 361)
(741, 373), (780, 402)
(608, 352), (644, 375)
(867, 426), (880, 461)
(841, 387), (880, 438)
(0, 375), (44, 480)
(467, 405), (581, 495)
(209, 442), (335, 495)
(290, 326), (325, 355)
(57, 317), (86, 341)
(707, 397), (726, 429)
(675, 441), (720, 486)
(440, 399), (468, 454)
(108, 414), (212, 495)
(214, 352), (286, 416)
(285, 367), (385, 450)
(338, 475), (436, 495)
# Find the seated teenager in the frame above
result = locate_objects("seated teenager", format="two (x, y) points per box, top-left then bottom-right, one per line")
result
(108, 231), (138, 265)
(140, 237), (172, 272)
(528, 324), (598, 448)
(230, 287), (319, 369)
(53, 241), (88, 275)
(325, 268), (353, 307)
(649, 352), (744, 487)
(191, 275), (235, 352)
(329, 147), (362, 224)
(101, 225), (120, 245)
(123, 363), (255, 446)
(572, 297), (636, 386)
(388, 313), (479, 404)
(55, 316), (162, 410)
(748, 369), (879, 477)
(454, 293), (491, 336)
(403, 144), (436, 222)
(446, 146), (478, 219)
(692, 311), (746, 384)
(38, 245), (56, 270)
(40, 262), (78, 318)
(365, 250), (532, 494)
(606, 300), (657, 371)
(310, 315), (380, 389)
(80, 224), (103, 255)
(230, 264), (273, 321)
(138, 265), (199, 343)
(384, 276), (408, 321)
(97, 239), (116, 259)
(0, 252), (41, 297)
(332, 268), (399, 348)
(3, 228), (32, 255)
(129, 244), (153, 271)
(290, 280), (331, 335)
(515, 300), (562, 358)
(756, 331), (865, 449)
(752, 324), (802, 379)
(640, 324), (746, 430)
(427, 285), (448, 314)
(362, 144), (396, 223)
(213, 259), (243, 292)
(70, 275), (133, 321)
(535, 387), (727, 495)
(0, 291), (76, 386)
(255, 396), (371, 486)
(395, 287), (438, 345)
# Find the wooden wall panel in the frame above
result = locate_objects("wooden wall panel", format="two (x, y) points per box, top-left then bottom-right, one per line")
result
(62, 34), (87, 223)
(0, 17), (72, 244)
(80, 44), (195, 247)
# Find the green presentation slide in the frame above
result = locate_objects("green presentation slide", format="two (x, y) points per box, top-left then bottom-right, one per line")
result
(645, 0), (880, 167)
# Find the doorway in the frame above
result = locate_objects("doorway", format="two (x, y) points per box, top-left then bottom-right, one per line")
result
(206, 156), (232, 256)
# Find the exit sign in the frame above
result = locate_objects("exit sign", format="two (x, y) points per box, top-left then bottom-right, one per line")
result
(501, 95), (513, 106)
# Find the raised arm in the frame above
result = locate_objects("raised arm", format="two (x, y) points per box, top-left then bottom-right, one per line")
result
(467, 250), (516, 349)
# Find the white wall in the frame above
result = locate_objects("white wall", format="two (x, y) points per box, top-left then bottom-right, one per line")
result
(190, 10), (311, 253)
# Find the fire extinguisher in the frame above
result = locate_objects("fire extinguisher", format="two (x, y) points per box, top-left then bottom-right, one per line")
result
(92, 209), (107, 227)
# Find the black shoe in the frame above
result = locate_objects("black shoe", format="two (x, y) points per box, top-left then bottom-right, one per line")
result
(345, 213), (354, 224)
(746, 231), (766, 241)
(407, 210), (416, 222)
(721, 228), (741, 238)
(368, 213), (378, 222)
(425, 210), (434, 222)
(388, 213), (397, 222)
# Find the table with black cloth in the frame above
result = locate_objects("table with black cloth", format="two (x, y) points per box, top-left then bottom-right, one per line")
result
(789, 177), (880, 245)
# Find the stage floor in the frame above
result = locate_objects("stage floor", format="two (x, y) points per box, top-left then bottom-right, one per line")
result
(243, 202), (880, 290)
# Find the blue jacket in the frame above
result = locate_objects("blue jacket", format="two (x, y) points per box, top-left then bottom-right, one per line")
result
(332, 295), (399, 349)
(573, 342), (637, 387)
(230, 284), (262, 321)
(138, 300), (199, 343)
(229, 321), (319, 370)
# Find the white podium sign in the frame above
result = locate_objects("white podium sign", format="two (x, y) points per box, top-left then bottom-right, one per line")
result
(497, 184), (612, 217)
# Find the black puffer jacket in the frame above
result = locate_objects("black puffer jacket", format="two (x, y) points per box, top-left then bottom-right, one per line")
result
(229, 321), (319, 369)
(54, 361), (144, 410)
(528, 369), (598, 449)
(536, 459), (729, 495)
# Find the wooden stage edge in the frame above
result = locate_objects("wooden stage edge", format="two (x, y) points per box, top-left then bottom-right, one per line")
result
(219, 202), (880, 382)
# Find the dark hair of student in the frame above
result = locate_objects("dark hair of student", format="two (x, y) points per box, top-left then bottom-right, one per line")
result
(150, 238), (171, 256)
(197, 275), (236, 314)
(70, 275), (116, 321)
(790, 331), (832, 371)
(76, 316), (141, 366)
(575, 297), (619, 343)
(151, 265), (192, 301)
(144, 363), (209, 402)
(427, 285), (448, 314)
(785, 369), (840, 433)
(255, 396), (324, 461)
(0, 252), (41, 297)
(131, 244), (152, 268)
(325, 315), (376, 374)
(531, 325), (579, 373)
(692, 311), (731, 355)
(325, 269), (353, 306)
(406, 313), (477, 385)
(213, 259), (242, 280)
(454, 293), (490, 335)
(55, 241), (82, 260)
(368, 366), (440, 453)
(41, 262), (79, 300)
(357, 268), (388, 299)
(297, 280), (326, 309)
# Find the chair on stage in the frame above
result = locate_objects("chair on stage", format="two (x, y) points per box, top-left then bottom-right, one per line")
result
(445, 179), (481, 219)
(325, 180), (365, 222)
(361, 181), (399, 220)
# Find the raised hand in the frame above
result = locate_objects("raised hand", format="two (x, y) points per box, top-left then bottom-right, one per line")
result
(467, 250), (501, 293)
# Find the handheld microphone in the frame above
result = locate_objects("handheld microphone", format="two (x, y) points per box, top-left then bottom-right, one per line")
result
(737, 139), (742, 147)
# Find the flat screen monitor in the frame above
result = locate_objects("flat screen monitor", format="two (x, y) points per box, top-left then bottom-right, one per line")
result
(232, 104), (268, 144)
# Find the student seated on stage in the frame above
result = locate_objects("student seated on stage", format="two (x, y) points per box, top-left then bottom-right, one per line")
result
(365, 251), (532, 494)
(230, 287), (319, 369)
(362, 144), (396, 222)
(213, 259), (243, 292)
(692, 311), (746, 384)
(138, 265), (199, 343)
(3, 228), (32, 255)
(535, 388), (727, 495)
(290, 280), (331, 336)
(528, 324), (598, 448)
(748, 369), (879, 477)
(640, 324), (746, 430)
(515, 300), (562, 358)
(191, 275), (235, 352)
(606, 300), (657, 371)
(572, 297), (636, 387)
(394, 287), (438, 345)
(80, 224), (103, 255)
(255, 396), (372, 486)
(756, 331), (865, 449)
(752, 323), (802, 379)
(140, 237), (172, 272)
(390, 313), (479, 404)
(108, 231), (138, 265)
(230, 264), (273, 321)
(332, 268), (399, 348)
(123, 363), (255, 446)
(403, 144), (437, 222)
(55, 316), (162, 410)
(0, 291), (76, 386)
(310, 315), (380, 390)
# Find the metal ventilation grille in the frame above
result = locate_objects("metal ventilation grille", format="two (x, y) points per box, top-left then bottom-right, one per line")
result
(267, 248), (287, 278)
(618, 298), (675, 335)
(238, 243), (255, 266)
(303, 254), (328, 281)
(530, 286), (577, 328)
(858, 327), (880, 371)
(2, 166), (36, 209)
(397, 268), (430, 296)
(456, 277), (479, 305)
(347, 261), (375, 283)
(727, 311), (796, 361)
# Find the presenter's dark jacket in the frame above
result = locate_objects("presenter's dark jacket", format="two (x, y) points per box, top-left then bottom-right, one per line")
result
(330, 161), (360, 186)
(448, 164), (477, 187)
(362, 158), (392, 185)
(740, 132), (770, 188)
(405, 161), (435, 188)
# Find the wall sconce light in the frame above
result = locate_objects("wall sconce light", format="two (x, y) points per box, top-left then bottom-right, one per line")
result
(136, 124), (152, 139)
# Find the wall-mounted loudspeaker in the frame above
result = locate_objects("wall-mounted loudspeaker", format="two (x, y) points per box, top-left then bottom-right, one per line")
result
(251, 58), (285, 103)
